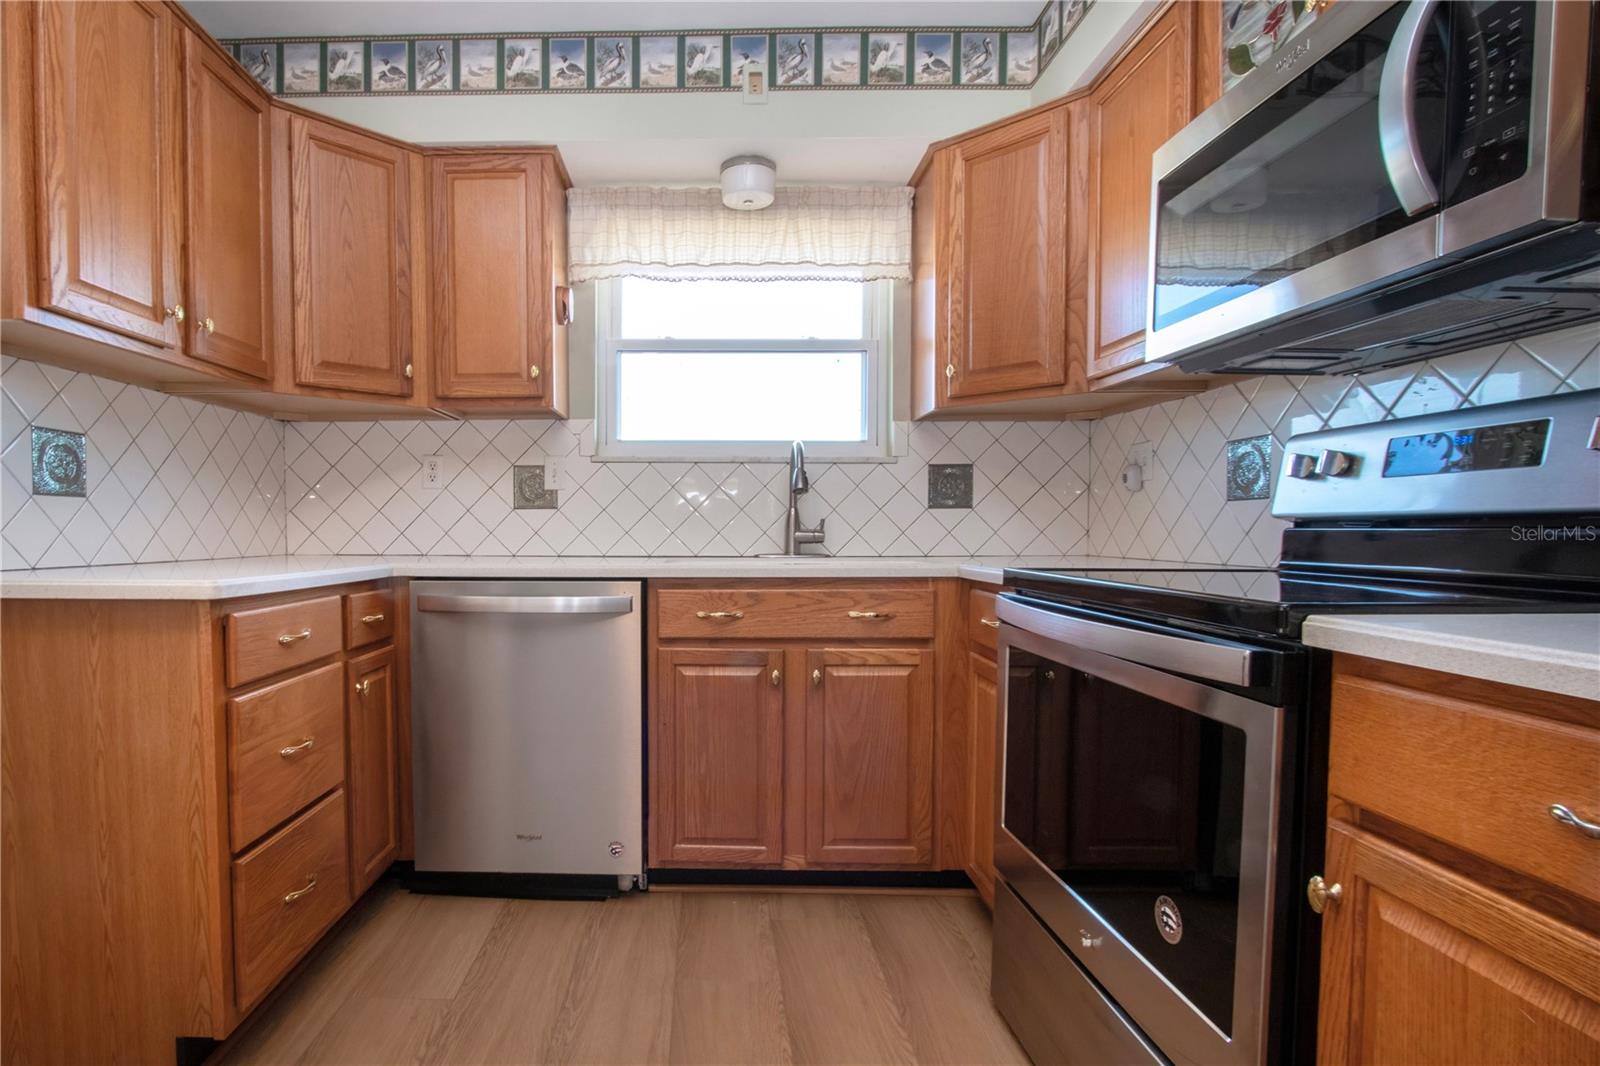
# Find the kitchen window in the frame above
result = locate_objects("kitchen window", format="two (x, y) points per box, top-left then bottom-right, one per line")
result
(594, 276), (893, 461)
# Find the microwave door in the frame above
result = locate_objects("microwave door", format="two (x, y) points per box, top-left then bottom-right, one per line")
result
(1145, 0), (1450, 367)
(1439, 0), (1592, 256)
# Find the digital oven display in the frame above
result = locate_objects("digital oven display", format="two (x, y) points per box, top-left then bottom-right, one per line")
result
(1382, 418), (1549, 478)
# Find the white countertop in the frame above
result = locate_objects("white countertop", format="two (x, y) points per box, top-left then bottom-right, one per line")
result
(0, 554), (1158, 600)
(1303, 613), (1600, 702)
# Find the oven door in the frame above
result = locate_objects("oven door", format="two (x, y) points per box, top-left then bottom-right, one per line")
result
(1146, 0), (1448, 369)
(995, 595), (1286, 1066)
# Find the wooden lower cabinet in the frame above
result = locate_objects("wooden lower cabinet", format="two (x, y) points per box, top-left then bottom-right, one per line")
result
(1315, 655), (1600, 1064)
(966, 651), (999, 904)
(804, 647), (935, 866)
(347, 645), (400, 896)
(1317, 824), (1600, 1064)
(651, 647), (785, 866)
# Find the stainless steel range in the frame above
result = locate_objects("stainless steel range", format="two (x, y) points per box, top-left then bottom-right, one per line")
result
(990, 390), (1600, 1065)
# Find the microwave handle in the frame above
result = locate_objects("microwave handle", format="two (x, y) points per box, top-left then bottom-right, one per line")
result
(1378, 0), (1443, 215)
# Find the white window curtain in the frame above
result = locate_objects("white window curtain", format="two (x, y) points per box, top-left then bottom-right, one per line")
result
(567, 185), (912, 283)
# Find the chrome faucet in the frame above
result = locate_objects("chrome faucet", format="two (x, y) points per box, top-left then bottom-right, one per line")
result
(783, 440), (825, 555)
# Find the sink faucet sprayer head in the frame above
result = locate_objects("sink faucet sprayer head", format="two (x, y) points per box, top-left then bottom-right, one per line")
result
(789, 440), (809, 494)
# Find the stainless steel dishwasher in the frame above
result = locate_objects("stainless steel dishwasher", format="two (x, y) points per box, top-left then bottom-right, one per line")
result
(410, 579), (644, 895)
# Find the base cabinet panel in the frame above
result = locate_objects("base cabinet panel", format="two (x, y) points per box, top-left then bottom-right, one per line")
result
(803, 647), (935, 867)
(966, 651), (998, 904)
(347, 645), (399, 896)
(652, 647), (785, 866)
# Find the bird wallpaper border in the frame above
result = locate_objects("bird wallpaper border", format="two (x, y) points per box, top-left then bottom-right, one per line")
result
(225, 0), (1092, 96)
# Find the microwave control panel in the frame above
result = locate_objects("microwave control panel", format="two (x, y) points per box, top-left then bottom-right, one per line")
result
(1445, 0), (1536, 205)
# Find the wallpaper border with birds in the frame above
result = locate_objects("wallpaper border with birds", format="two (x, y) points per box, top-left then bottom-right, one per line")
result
(226, 0), (1091, 96)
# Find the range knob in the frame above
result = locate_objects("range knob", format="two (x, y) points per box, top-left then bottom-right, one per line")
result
(1314, 449), (1358, 477)
(1286, 453), (1318, 479)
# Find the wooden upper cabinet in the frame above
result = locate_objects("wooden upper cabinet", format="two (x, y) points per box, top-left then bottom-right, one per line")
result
(346, 646), (398, 897)
(804, 647), (934, 866)
(1076, 1), (1196, 380)
(32, 0), (183, 347)
(183, 30), (272, 379)
(652, 648), (785, 866)
(430, 152), (568, 410)
(1316, 823), (1600, 1065)
(290, 115), (414, 396)
(944, 107), (1069, 402)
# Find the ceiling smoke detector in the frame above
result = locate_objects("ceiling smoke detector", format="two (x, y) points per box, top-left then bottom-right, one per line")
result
(721, 155), (776, 210)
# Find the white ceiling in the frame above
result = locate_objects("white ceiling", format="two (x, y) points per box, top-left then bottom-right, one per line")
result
(184, 1), (1047, 39)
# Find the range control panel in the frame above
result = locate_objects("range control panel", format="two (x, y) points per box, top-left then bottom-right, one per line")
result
(1272, 390), (1599, 519)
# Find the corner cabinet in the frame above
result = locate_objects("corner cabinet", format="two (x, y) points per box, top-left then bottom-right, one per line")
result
(429, 151), (570, 414)
(289, 115), (415, 396)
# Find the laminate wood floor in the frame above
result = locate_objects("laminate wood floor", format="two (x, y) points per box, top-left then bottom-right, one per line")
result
(211, 884), (1030, 1066)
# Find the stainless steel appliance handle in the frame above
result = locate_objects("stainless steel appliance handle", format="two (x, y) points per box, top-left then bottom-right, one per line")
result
(415, 593), (635, 615)
(996, 596), (1259, 688)
(1378, 0), (1442, 215)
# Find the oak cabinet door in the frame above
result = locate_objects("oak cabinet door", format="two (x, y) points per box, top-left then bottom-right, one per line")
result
(1316, 823), (1600, 1065)
(804, 647), (935, 866)
(290, 115), (414, 396)
(1078, 3), (1194, 380)
(944, 107), (1069, 400)
(653, 648), (785, 866)
(966, 651), (999, 905)
(183, 31), (272, 379)
(33, 0), (183, 346)
(347, 646), (399, 895)
(431, 154), (553, 401)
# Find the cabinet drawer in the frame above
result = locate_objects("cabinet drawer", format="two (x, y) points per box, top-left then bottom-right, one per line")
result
(228, 663), (347, 851)
(970, 587), (1001, 654)
(344, 588), (395, 649)
(656, 586), (934, 640)
(232, 790), (351, 1011)
(1330, 673), (1600, 906)
(224, 595), (343, 687)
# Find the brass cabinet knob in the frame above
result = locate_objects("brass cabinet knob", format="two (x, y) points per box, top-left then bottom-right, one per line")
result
(283, 876), (317, 904)
(278, 738), (315, 758)
(945, 363), (955, 380)
(165, 304), (185, 322)
(811, 668), (822, 686)
(355, 679), (371, 697)
(277, 628), (311, 645)
(403, 362), (414, 379)
(770, 669), (781, 687)
(1307, 875), (1343, 914)
(530, 364), (541, 379)
(201, 316), (215, 334)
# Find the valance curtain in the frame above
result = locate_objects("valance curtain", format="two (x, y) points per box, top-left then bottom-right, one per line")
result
(567, 185), (912, 283)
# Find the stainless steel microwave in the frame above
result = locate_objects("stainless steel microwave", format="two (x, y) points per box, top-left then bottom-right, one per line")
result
(1147, 0), (1599, 376)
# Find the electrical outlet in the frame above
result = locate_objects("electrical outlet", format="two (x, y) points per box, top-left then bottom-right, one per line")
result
(544, 457), (566, 490)
(1128, 441), (1154, 471)
(420, 455), (445, 491)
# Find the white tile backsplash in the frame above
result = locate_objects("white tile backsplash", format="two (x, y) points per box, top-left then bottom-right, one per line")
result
(0, 359), (286, 570)
(1087, 325), (1600, 565)
(2, 324), (1592, 570)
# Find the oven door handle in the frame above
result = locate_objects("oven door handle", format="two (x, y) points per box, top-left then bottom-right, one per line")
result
(1378, 0), (1442, 216)
(996, 597), (1261, 688)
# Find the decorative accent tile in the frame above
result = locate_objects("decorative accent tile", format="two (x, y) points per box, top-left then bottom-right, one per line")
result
(512, 465), (559, 510)
(928, 464), (974, 508)
(30, 427), (86, 497)
(218, 2), (1094, 96)
(1224, 434), (1272, 501)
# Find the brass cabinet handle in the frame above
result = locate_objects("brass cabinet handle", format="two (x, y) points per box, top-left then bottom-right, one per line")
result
(770, 669), (781, 687)
(1307, 875), (1342, 914)
(277, 628), (312, 645)
(847, 610), (893, 620)
(165, 303), (185, 322)
(355, 679), (371, 697)
(403, 362), (414, 379)
(945, 363), (955, 380)
(980, 617), (1000, 628)
(811, 668), (822, 686)
(696, 610), (744, 620)
(201, 316), (215, 334)
(283, 876), (317, 904)
(361, 613), (386, 624)
(1549, 804), (1600, 839)
(278, 738), (315, 758)
(529, 364), (541, 379)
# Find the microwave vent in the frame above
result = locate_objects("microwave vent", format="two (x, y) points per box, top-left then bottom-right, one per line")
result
(1278, 296), (1560, 355)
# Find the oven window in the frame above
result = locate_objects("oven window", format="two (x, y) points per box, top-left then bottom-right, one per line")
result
(1004, 648), (1248, 1036)
(1151, 3), (1448, 332)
